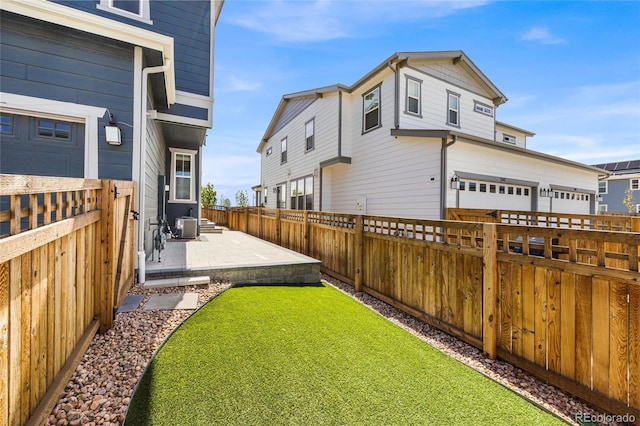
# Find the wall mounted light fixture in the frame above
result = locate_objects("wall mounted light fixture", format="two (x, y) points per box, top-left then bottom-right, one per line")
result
(105, 110), (121, 146)
(450, 174), (459, 189)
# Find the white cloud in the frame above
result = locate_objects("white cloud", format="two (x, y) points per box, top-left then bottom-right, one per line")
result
(521, 27), (565, 45)
(228, 0), (490, 43)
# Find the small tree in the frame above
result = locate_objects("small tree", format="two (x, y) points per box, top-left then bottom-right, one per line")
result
(219, 195), (231, 208)
(235, 190), (249, 208)
(201, 182), (217, 206)
(622, 188), (635, 214)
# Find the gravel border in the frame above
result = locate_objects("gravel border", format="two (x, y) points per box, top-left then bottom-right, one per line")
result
(48, 276), (611, 425)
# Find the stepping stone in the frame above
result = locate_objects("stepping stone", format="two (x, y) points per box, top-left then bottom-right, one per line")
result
(118, 294), (145, 313)
(143, 292), (199, 311)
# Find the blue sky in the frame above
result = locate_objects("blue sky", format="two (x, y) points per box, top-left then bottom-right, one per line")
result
(203, 0), (640, 205)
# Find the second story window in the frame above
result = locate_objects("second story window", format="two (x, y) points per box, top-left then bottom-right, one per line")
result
(632, 178), (639, 190)
(502, 134), (516, 144)
(405, 77), (421, 115)
(447, 91), (460, 127)
(97, 0), (152, 24)
(363, 85), (381, 132)
(305, 119), (314, 151)
(281, 137), (287, 163)
(598, 181), (608, 194)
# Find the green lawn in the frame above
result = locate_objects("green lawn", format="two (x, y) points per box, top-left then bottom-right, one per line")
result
(126, 283), (566, 425)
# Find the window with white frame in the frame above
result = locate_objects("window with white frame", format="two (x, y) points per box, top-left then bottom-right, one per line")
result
(631, 178), (639, 190)
(169, 148), (196, 202)
(276, 183), (286, 208)
(502, 134), (516, 144)
(281, 137), (287, 163)
(447, 91), (460, 127)
(598, 204), (608, 213)
(598, 181), (608, 194)
(305, 118), (314, 151)
(290, 176), (313, 210)
(405, 77), (421, 116)
(97, 0), (152, 24)
(363, 85), (381, 132)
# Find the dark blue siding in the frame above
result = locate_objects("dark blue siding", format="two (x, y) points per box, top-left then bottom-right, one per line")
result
(53, 0), (212, 96)
(0, 12), (135, 180)
(158, 103), (209, 121)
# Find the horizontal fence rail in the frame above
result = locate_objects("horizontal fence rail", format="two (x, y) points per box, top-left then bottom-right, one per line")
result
(1, 174), (135, 426)
(447, 208), (637, 232)
(214, 206), (640, 419)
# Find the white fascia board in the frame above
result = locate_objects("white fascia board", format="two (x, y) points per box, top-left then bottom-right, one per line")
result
(2, 0), (176, 104)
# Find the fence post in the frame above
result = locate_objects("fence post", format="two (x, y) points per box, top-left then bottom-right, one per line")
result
(482, 222), (498, 359)
(303, 211), (309, 255)
(275, 209), (281, 246)
(98, 180), (115, 333)
(354, 215), (363, 292)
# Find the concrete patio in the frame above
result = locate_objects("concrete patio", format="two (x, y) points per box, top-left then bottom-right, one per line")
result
(144, 230), (321, 285)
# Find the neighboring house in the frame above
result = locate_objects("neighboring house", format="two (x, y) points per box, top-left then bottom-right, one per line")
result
(0, 0), (224, 263)
(256, 51), (607, 218)
(593, 159), (640, 214)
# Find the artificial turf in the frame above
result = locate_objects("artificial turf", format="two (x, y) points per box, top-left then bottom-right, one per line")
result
(126, 283), (566, 425)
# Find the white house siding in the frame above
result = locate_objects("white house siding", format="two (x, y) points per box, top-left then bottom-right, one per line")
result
(261, 92), (341, 209)
(446, 141), (597, 214)
(398, 64), (496, 141)
(328, 66), (443, 219)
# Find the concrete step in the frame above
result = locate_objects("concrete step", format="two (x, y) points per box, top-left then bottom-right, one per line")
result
(143, 275), (210, 289)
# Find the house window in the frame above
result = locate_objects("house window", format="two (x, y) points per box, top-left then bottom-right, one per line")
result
(281, 137), (287, 163)
(479, 183), (486, 193)
(363, 85), (381, 132)
(447, 91), (460, 127)
(631, 179), (639, 190)
(0, 114), (13, 134)
(37, 119), (70, 140)
(489, 184), (496, 193)
(290, 176), (313, 210)
(277, 183), (287, 208)
(469, 182), (476, 192)
(169, 148), (196, 203)
(97, 0), (152, 24)
(524, 188), (529, 196)
(503, 134), (516, 144)
(598, 181), (608, 194)
(459, 181), (466, 191)
(405, 77), (421, 115)
(474, 101), (493, 116)
(305, 118), (315, 151)
(598, 204), (608, 213)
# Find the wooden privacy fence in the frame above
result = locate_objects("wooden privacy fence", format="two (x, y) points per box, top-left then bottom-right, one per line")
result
(0, 174), (136, 426)
(216, 206), (640, 419)
(201, 205), (227, 226)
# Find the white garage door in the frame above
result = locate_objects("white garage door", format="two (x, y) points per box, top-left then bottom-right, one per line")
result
(551, 190), (591, 214)
(459, 179), (532, 211)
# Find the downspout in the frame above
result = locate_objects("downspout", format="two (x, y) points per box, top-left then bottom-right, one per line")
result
(137, 60), (171, 284)
(440, 135), (457, 219)
(386, 60), (400, 129)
